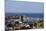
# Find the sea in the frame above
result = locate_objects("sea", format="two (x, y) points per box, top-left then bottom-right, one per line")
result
(5, 13), (44, 18)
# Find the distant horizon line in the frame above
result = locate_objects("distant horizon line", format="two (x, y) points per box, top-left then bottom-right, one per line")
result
(5, 12), (44, 14)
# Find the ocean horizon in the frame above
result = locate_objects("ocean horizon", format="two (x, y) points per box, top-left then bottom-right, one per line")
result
(5, 13), (44, 18)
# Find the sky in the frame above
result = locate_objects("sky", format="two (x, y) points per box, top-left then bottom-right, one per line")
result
(5, 0), (44, 13)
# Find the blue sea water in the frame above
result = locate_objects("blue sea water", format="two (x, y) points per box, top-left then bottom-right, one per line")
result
(5, 13), (44, 18)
